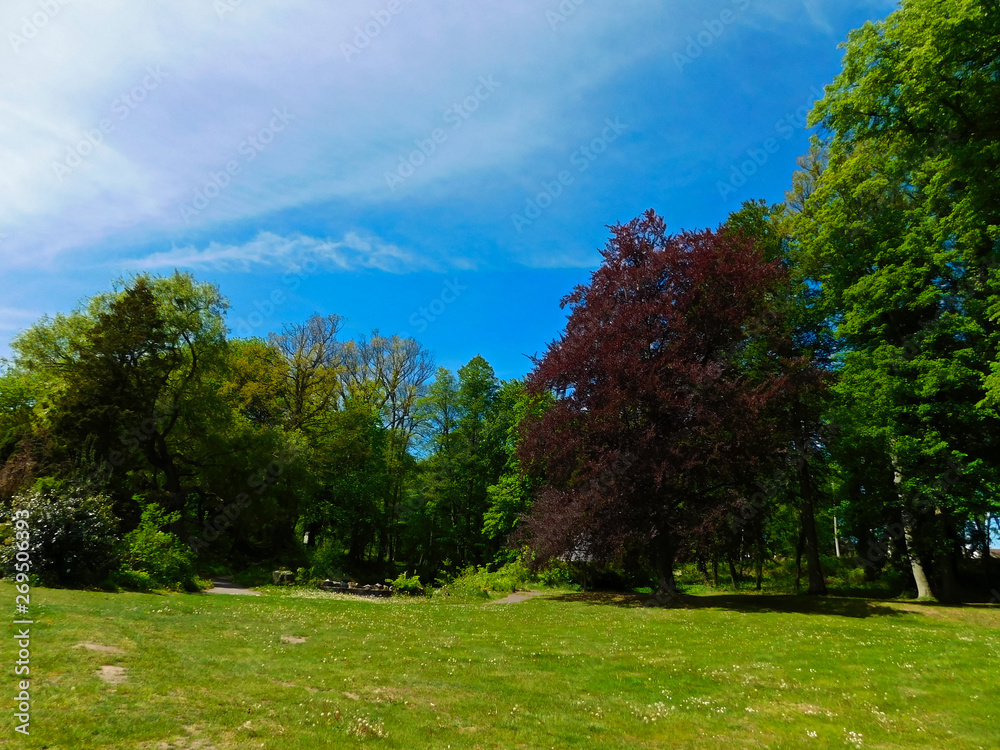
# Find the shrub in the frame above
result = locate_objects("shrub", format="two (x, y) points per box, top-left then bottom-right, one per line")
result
(431, 554), (582, 598)
(0, 488), (120, 585)
(308, 539), (345, 580)
(447, 559), (533, 597)
(536, 562), (574, 588)
(122, 504), (197, 591)
(111, 569), (156, 592)
(387, 570), (423, 596)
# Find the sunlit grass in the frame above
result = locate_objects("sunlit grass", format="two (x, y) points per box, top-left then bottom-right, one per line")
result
(6, 581), (999, 748)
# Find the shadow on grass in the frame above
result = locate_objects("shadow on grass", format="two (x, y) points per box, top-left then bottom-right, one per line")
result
(546, 591), (911, 618)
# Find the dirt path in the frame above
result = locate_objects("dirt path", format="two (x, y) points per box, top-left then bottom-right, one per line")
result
(204, 576), (261, 596)
(489, 590), (546, 604)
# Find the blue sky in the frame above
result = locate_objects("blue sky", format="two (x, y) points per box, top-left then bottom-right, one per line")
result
(0, 0), (898, 380)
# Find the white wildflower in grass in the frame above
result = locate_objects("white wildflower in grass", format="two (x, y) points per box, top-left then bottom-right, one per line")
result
(347, 717), (387, 739)
(634, 701), (676, 723)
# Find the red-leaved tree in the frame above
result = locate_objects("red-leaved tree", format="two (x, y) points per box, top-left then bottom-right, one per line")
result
(519, 210), (816, 598)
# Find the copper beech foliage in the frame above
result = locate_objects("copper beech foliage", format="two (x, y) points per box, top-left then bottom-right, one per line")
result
(518, 210), (821, 587)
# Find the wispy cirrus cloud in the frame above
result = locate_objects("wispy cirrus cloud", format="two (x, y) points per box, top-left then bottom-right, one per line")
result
(120, 231), (437, 274)
(0, 0), (896, 273)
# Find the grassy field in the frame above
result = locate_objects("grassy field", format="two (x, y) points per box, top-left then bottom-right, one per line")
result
(3, 582), (999, 749)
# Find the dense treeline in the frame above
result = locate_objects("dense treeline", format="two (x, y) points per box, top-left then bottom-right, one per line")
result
(1, 0), (998, 600)
(0, 282), (530, 586)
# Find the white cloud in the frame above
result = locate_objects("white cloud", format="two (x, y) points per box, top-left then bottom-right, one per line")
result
(121, 231), (432, 274)
(0, 0), (666, 265)
(801, 0), (834, 35)
(0, 0), (896, 272)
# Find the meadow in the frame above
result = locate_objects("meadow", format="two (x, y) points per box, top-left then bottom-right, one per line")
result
(4, 581), (999, 749)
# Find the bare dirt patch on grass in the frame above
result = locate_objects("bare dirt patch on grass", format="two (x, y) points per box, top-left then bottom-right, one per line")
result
(97, 665), (127, 684)
(74, 642), (125, 654)
(274, 679), (319, 693)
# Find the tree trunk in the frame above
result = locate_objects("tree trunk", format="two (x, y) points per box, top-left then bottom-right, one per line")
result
(349, 524), (368, 563)
(696, 556), (711, 585)
(389, 483), (399, 565)
(728, 556), (739, 589)
(975, 516), (991, 578)
(712, 557), (719, 588)
(798, 460), (827, 595)
(143, 432), (187, 534)
(891, 455), (934, 599)
(654, 532), (678, 598)
(795, 522), (804, 594)
(936, 510), (961, 603)
(857, 525), (879, 580)
(755, 534), (764, 592)
(984, 516), (992, 577)
(939, 548), (960, 603)
(901, 509), (934, 598)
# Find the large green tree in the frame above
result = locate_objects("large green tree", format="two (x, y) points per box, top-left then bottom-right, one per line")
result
(340, 332), (434, 564)
(10, 273), (230, 527)
(792, 0), (1000, 599)
(726, 199), (835, 594)
(408, 356), (511, 571)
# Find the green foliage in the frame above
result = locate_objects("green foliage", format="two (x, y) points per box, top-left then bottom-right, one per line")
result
(386, 570), (423, 595)
(122, 503), (197, 591)
(410, 357), (512, 570)
(535, 562), (575, 588)
(446, 558), (534, 596)
(483, 382), (547, 544)
(6, 272), (236, 549)
(0, 487), (120, 585)
(111, 569), (156, 592)
(790, 0), (1000, 600)
(302, 398), (389, 564)
(0, 368), (36, 466)
(218, 337), (288, 428)
(307, 538), (345, 580)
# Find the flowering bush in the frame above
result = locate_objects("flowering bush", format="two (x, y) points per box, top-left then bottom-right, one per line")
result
(0, 488), (120, 585)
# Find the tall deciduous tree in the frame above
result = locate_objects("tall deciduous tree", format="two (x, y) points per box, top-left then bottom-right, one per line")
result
(520, 210), (815, 599)
(269, 314), (344, 433)
(726, 199), (834, 595)
(483, 380), (549, 558)
(11, 273), (228, 525)
(341, 332), (434, 563)
(410, 357), (510, 570)
(792, 0), (1000, 599)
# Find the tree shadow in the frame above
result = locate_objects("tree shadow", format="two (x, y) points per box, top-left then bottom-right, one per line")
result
(546, 591), (911, 618)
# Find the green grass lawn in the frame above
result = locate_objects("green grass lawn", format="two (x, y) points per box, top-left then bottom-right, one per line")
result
(4, 582), (999, 749)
